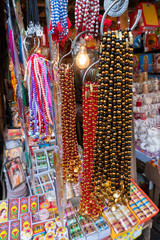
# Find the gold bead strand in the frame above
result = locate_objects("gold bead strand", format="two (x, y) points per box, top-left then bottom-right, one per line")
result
(91, 34), (107, 199)
(110, 32), (119, 195)
(126, 30), (133, 200)
(106, 30), (115, 206)
(120, 31), (127, 187)
(124, 31), (130, 199)
(102, 32), (112, 186)
(94, 34), (108, 201)
(116, 30), (123, 190)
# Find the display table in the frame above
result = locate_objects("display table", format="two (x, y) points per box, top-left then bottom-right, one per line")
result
(65, 179), (158, 240)
(145, 162), (160, 207)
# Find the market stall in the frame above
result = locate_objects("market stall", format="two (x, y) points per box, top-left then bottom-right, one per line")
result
(0, 0), (159, 240)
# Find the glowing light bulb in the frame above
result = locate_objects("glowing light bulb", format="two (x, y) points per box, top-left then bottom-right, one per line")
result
(75, 45), (90, 69)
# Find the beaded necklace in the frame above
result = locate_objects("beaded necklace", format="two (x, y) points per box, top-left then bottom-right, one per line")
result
(79, 82), (102, 218)
(90, 29), (133, 213)
(59, 64), (81, 183)
(75, 0), (100, 34)
(49, 0), (71, 46)
(27, 53), (53, 143)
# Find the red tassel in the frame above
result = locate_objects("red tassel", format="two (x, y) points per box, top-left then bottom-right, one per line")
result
(61, 35), (67, 47)
(49, 21), (53, 31)
(105, 19), (112, 27)
(67, 17), (72, 29)
(57, 22), (63, 33)
(52, 26), (60, 43)
(98, 15), (103, 22)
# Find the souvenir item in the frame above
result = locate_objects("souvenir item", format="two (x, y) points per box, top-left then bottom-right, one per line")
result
(39, 209), (50, 221)
(36, 153), (47, 161)
(0, 222), (9, 240)
(5, 157), (25, 190)
(133, 55), (140, 72)
(137, 3), (159, 32)
(26, 54), (54, 144)
(49, 0), (71, 45)
(43, 183), (53, 193)
(32, 223), (45, 236)
(79, 82), (100, 217)
(45, 232), (55, 240)
(25, 0), (43, 37)
(153, 54), (160, 73)
(32, 212), (40, 224)
(20, 197), (29, 214)
(45, 221), (56, 233)
(10, 220), (20, 240)
(5, 173), (27, 199)
(47, 150), (54, 168)
(140, 54), (153, 73)
(0, 201), (8, 222)
(30, 195), (38, 214)
(40, 174), (50, 183)
(145, 33), (158, 51)
(21, 212), (32, 230)
(49, 171), (55, 181)
(39, 195), (46, 204)
(33, 235), (44, 240)
(5, 140), (22, 150)
(90, 30), (133, 213)
(75, 0), (100, 34)
(32, 186), (43, 195)
(56, 227), (68, 239)
(7, 128), (22, 140)
(59, 65), (81, 183)
(39, 201), (50, 211)
(5, 147), (23, 161)
(9, 199), (19, 220)
(21, 228), (33, 240)
(56, 216), (62, 228)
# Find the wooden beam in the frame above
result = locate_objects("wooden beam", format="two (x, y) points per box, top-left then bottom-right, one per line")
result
(37, 3), (45, 7)
(120, 9), (128, 30)
(120, 9), (137, 182)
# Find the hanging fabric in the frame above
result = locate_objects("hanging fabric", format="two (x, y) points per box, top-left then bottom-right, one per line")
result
(49, 0), (71, 46)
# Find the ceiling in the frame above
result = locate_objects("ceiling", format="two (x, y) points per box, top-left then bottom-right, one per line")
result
(0, 0), (160, 29)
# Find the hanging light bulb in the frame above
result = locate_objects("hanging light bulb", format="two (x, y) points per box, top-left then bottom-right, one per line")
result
(75, 45), (90, 69)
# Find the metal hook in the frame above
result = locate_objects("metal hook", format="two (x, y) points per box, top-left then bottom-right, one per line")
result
(59, 31), (100, 68)
(131, 9), (142, 31)
(83, 4), (142, 87)
(82, 60), (100, 86)
(58, 38), (73, 68)
(24, 34), (40, 54)
(100, 0), (120, 36)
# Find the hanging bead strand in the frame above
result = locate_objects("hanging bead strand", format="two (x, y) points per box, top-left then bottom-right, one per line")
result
(59, 65), (81, 183)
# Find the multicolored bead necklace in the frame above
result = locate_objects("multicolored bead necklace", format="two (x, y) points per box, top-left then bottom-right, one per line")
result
(26, 53), (54, 143)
